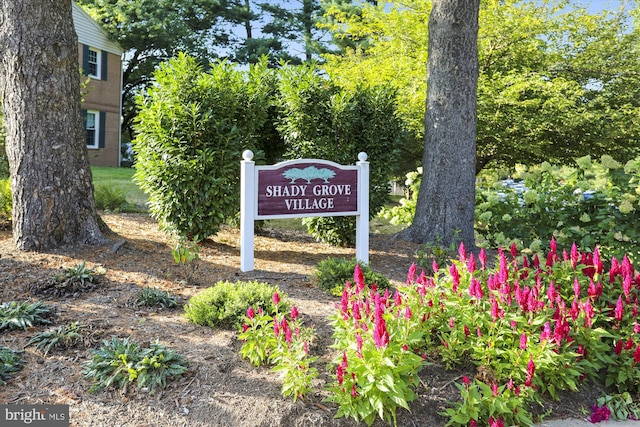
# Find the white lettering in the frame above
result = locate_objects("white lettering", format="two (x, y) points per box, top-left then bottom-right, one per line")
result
(312, 184), (351, 196)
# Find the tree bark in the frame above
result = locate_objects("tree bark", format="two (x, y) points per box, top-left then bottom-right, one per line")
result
(0, 0), (108, 250)
(399, 0), (479, 250)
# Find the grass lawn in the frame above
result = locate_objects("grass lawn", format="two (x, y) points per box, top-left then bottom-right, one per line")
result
(91, 166), (148, 209)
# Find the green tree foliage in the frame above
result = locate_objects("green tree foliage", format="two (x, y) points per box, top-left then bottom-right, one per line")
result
(132, 54), (275, 241)
(76, 0), (229, 139)
(322, 0), (640, 174)
(277, 64), (405, 245)
(224, 0), (329, 65)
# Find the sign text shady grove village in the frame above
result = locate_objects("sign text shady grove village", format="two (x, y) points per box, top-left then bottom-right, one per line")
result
(240, 151), (369, 272)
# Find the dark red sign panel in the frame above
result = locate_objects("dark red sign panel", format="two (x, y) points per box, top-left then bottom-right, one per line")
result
(257, 162), (358, 217)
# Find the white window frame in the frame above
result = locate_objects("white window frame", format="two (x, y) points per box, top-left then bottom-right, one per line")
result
(87, 47), (101, 79)
(85, 110), (100, 149)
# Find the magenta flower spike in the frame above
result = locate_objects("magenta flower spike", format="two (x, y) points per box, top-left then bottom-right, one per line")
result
(290, 306), (299, 320)
(520, 332), (527, 350)
(272, 291), (280, 306)
(247, 307), (255, 319)
(610, 257), (620, 283)
(573, 277), (581, 300)
(479, 248), (487, 270)
(467, 253), (476, 273)
(450, 263), (460, 292)
(593, 246), (603, 275)
(634, 343), (640, 363)
(470, 419), (478, 427)
(550, 236), (557, 254)
(615, 294), (624, 322)
(458, 241), (467, 262)
(510, 242), (518, 258)
(394, 290), (402, 307)
(354, 263), (365, 289)
(432, 259), (439, 273)
(570, 243), (579, 268)
(406, 262), (417, 285)
(525, 358), (536, 387)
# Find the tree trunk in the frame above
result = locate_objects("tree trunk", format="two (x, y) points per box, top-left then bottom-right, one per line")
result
(399, 0), (479, 250)
(0, 0), (108, 250)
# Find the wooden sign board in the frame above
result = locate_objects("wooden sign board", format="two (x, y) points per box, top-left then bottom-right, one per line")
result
(240, 151), (369, 272)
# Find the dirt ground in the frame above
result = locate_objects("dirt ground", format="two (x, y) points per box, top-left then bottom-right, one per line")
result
(0, 214), (601, 426)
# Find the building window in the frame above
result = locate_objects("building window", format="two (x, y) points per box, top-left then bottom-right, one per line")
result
(84, 110), (99, 149)
(87, 47), (100, 79)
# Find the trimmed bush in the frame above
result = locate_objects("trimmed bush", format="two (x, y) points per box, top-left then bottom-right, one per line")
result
(314, 257), (391, 297)
(277, 64), (405, 246)
(184, 281), (289, 329)
(133, 54), (277, 241)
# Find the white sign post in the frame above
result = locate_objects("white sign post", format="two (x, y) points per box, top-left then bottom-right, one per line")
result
(240, 150), (369, 272)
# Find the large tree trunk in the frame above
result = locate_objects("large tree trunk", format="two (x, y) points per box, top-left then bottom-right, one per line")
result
(399, 0), (479, 250)
(0, 0), (108, 250)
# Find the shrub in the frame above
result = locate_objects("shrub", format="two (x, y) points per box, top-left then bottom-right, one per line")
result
(184, 281), (289, 329)
(0, 178), (10, 221)
(277, 64), (405, 246)
(132, 54), (276, 241)
(314, 257), (391, 296)
(0, 346), (23, 385)
(83, 337), (188, 393)
(475, 156), (640, 263)
(27, 322), (87, 355)
(134, 287), (178, 309)
(0, 301), (52, 331)
(94, 184), (128, 211)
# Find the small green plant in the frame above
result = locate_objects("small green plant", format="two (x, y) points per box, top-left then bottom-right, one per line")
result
(135, 287), (178, 308)
(55, 261), (103, 286)
(0, 346), (24, 385)
(0, 300), (52, 331)
(171, 238), (200, 284)
(314, 257), (391, 297)
(185, 281), (289, 329)
(83, 337), (188, 393)
(239, 294), (318, 401)
(94, 184), (129, 211)
(26, 322), (87, 355)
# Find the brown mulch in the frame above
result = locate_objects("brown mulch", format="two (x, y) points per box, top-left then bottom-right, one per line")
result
(0, 214), (598, 426)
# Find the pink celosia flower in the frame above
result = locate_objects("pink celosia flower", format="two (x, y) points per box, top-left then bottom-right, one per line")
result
(634, 343), (640, 364)
(610, 257), (620, 283)
(626, 336), (635, 350)
(272, 291), (280, 306)
(588, 404), (611, 423)
(273, 321), (280, 337)
(290, 306), (299, 320)
(242, 324), (248, 333)
(615, 294), (624, 322)
(491, 382), (498, 396)
(593, 246), (603, 275)
(525, 358), (536, 387)
(405, 306), (412, 320)
(570, 243), (579, 269)
(432, 259), (439, 273)
(354, 264), (365, 291)
(470, 419), (478, 427)
(336, 364), (345, 385)
(479, 248), (487, 270)
(450, 264), (460, 293)
(449, 317), (455, 329)
(351, 384), (358, 397)
(247, 307), (255, 319)
(520, 333), (527, 350)
(510, 242), (518, 258)
(406, 263), (417, 285)
(464, 325), (470, 339)
(467, 253), (476, 273)
(506, 378), (514, 390)
(477, 327), (483, 338)
(355, 333), (363, 358)
(614, 340), (623, 356)
(462, 376), (470, 386)
(573, 277), (581, 300)
(394, 290), (402, 307)
(458, 242), (467, 262)
(540, 322), (551, 341)
(489, 416), (505, 427)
